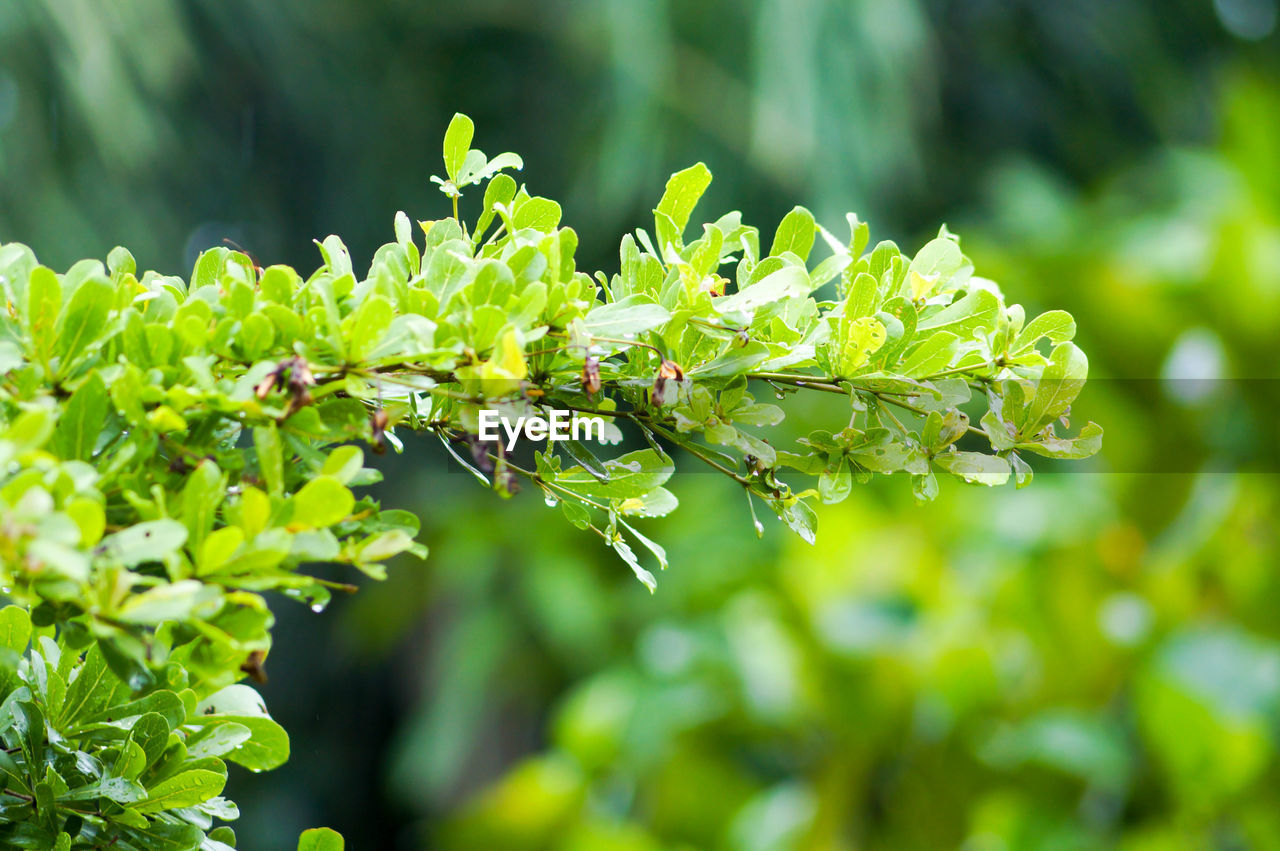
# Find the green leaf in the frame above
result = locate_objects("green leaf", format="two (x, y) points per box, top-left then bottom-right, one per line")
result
(554, 496), (591, 531)
(559, 440), (610, 483)
(210, 828), (239, 847)
(181, 459), (225, 553)
(253, 424), (285, 497)
(99, 635), (157, 692)
(289, 476), (355, 529)
(818, 457), (853, 504)
(238, 312), (275, 359)
(198, 526), (246, 574)
(186, 721), (253, 760)
(61, 776), (146, 805)
(98, 521), (189, 567)
(123, 823), (205, 850)
(714, 266), (809, 317)
(897, 332), (958, 377)
(81, 689), (184, 730)
(117, 580), (214, 625)
(907, 233), (969, 299)
(770, 206), (816, 261)
(825, 315), (887, 377)
(1023, 342), (1088, 435)
(1017, 421), (1103, 459)
(131, 768), (226, 813)
(352, 529), (417, 562)
(557, 450), (674, 501)
(654, 163), (712, 249)
(204, 715), (290, 772)
(1, 406), (55, 453)
(321, 446), (365, 484)
(844, 271), (879, 318)
(12, 701), (45, 768)
(347, 295), (393, 361)
(771, 497), (817, 545)
(298, 827), (345, 851)
(196, 684), (269, 716)
(0, 748), (28, 794)
(127, 713), (172, 768)
(916, 288), (1000, 336)
(584, 295), (671, 338)
(846, 213), (871, 259)
(57, 645), (128, 726)
(925, 409), (969, 451)
(912, 471), (939, 503)
(933, 451), (1011, 486)
(25, 265), (61, 362)
(110, 363), (146, 424)
(0, 606), (32, 654)
(617, 515), (668, 570)
(1013, 309), (1076, 352)
(475, 173), (518, 239)
(810, 251), (852, 289)
(461, 151), (523, 187)
(980, 409), (1016, 451)
(614, 487), (678, 518)
(442, 113), (474, 182)
(513, 196), (562, 232)
(107, 245), (136, 278)
(609, 535), (657, 593)
(688, 340), (770, 378)
(54, 276), (114, 376)
(367, 314), (437, 361)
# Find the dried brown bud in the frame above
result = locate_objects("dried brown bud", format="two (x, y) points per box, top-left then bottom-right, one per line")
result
(254, 371), (278, 400)
(258, 356), (317, 411)
(279, 357), (315, 411)
(582, 356), (602, 395)
(286, 357), (315, 391)
(651, 359), (684, 407)
(370, 408), (390, 454)
(239, 649), (268, 684)
(461, 433), (498, 476)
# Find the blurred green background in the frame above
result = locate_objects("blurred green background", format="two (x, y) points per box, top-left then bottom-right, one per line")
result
(4, 1), (1280, 848)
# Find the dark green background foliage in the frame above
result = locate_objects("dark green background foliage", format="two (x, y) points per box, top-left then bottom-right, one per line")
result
(0, 1), (1278, 848)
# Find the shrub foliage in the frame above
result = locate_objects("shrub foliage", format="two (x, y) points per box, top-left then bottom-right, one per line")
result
(0, 115), (1098, 847)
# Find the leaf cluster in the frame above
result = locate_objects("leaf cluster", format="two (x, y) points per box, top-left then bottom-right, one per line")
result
(0, 113), (1098, 844)
(0, 606), (287, 848)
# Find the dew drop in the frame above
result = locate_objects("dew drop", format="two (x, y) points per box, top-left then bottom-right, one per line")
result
(752, 518), (764, 538)
(310, 603), (325, 613)
(544, 494), (559, 508)
(775, 392), (785, 400)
